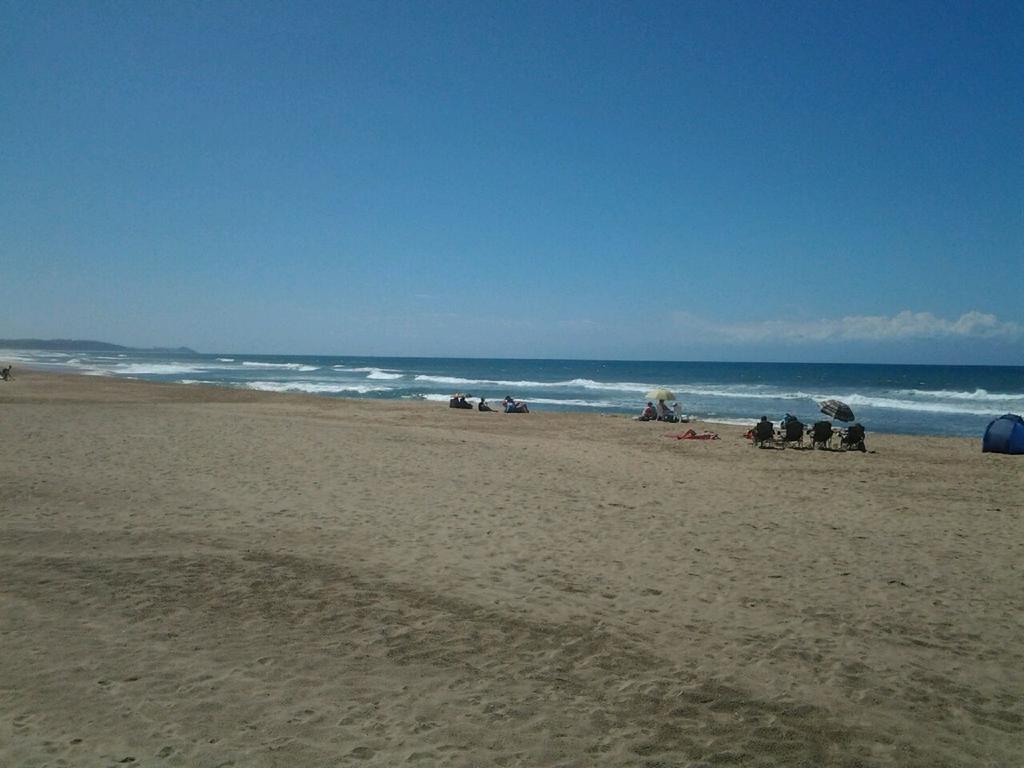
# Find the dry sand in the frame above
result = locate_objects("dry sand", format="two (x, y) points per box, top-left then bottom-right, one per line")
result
(1, 370), (1021, 767)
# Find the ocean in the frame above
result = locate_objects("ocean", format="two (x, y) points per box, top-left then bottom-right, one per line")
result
(6, 348), (1023, 437)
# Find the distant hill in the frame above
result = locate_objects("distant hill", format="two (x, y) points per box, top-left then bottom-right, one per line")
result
(0, 339), (198, 354)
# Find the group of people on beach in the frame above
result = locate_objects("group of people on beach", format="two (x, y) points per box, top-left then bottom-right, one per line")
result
(749, 413), (867, 451)
(449, 393), (529, 414)
(635, 399), (684, 422)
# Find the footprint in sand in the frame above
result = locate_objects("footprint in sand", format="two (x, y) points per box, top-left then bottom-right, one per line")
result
(412, 720), (439, 734)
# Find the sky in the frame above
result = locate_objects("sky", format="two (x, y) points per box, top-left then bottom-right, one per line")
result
(2, 0), (1022, 364)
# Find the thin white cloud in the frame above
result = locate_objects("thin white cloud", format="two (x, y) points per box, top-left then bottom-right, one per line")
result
(671, 310), (1022, 344)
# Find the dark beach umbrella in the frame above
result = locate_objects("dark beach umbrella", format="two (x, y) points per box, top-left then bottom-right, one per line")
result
(819, 399), (855, 422)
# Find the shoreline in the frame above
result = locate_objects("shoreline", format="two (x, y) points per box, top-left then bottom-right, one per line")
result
(5, 349), (1019, 439)
(2, 366), (984, 442)
(1, 369), (1020, 766)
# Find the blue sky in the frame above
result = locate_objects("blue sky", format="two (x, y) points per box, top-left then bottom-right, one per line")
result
(2, 0), (1021, 363)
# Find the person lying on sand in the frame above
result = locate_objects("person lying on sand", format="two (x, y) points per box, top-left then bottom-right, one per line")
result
(668, 428), (720, 440)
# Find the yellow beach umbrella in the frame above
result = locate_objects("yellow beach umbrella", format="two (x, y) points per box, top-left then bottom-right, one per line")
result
(645, 387), (676, 401)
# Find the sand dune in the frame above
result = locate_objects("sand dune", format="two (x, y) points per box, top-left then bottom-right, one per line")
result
(1, 370), (1021, 766)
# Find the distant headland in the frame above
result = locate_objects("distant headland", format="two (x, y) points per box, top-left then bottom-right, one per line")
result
(0, 339), (198, 354)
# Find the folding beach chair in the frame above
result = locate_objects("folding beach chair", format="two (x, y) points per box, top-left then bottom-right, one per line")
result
(811, 420), (834, 449)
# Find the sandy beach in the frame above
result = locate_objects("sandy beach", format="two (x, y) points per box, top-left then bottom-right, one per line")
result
(1, 369), (1021, 767)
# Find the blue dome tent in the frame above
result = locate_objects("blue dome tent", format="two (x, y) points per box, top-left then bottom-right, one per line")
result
(982, 414), (1024, 455)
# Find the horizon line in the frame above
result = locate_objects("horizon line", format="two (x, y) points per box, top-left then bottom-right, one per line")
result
(3, 340), (1023, 369)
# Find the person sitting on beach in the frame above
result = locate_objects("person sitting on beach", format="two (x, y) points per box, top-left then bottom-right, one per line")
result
(0, 365), (10, 381)
(656, 399), (675, 421)
(634, 403), (659, 421)
(752, 416), (775, 447)
(449, 392), (473, 409)
(503, 395), (529, 413)
(841, 423), (867, 452)
(478, 398), (494, 412)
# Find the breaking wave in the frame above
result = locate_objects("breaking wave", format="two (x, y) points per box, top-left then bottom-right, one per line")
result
(828, 393), (1014, 416)
(112, 363), (208, 375)
(523, 397), (621, 408)
(412, 374), (649, 392)
(241, 361), (320, 372)
(894, 388), (1024, 403)
(244, 381), (389, 395)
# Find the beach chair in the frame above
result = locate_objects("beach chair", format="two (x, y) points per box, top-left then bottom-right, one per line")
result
(779, 419), (805, 449)
(752, 419), (775, 448)
(841, 423), (866, 452)
(811, 420), (834, 449)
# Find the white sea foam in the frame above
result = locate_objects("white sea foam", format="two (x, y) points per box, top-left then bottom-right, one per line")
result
(411, 375), (841, 402)
(365, 369), (403, 380)
(681, 384), (1023, 417)
(244, 381), (388, 395)
(217, 357), (236, 362)
(894, 388), (1024, 403)
(0, 352), (64, 365)
(413, 374), (485, 386)
(420, 393), (458, 402)
(561, 378), (653, 392)
(412, 374), (650, 392)
(415, 377), (808, 399)
(241, 361), (319, 372)
(811, 393), (1010, 416)
(111, 363), (208, 375)
(339, 365), (403, 374)
(524, 397), (620, 408)
(680, 386), (810, 401)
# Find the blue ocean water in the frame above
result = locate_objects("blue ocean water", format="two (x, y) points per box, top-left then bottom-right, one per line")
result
(7, 348), (1023, 437)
